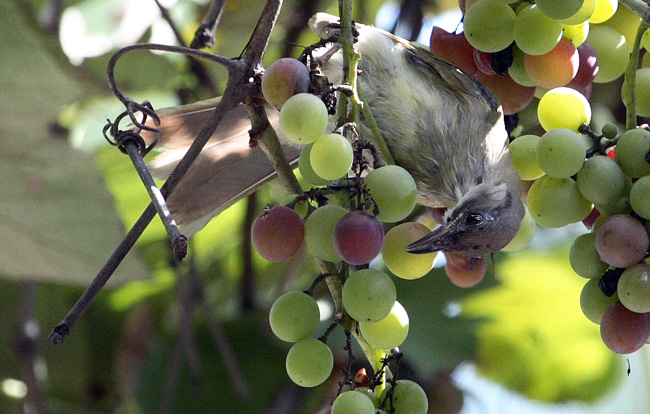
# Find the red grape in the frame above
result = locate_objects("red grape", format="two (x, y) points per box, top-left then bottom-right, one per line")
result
(262, 58), (310, 109)
(444, 252), (487, 288)
(333, 211), (384, 265)
(252, 205), (304, 262)
(566, 42), (599, 95)
(525, 38), (579, 89)
(595, 214), (649, 268)
(475, 72), (536, 115)
(429, 27), (478, 75)
(600, 302), (650, 354)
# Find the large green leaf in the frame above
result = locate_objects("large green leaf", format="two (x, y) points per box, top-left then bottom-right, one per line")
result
(0, 2), (147, 285)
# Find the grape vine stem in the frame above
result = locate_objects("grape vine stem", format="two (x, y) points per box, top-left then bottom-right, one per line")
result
(622, 19), (649, 130)
(619, 0), (650, 24)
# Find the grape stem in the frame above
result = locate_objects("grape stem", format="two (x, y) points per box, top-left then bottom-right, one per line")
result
(622, 20), (649, 131)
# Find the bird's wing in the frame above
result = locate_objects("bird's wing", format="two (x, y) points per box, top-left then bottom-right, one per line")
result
(140, 99), (300, 236)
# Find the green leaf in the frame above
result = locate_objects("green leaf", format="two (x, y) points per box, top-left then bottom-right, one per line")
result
(0, 2), (147, 285)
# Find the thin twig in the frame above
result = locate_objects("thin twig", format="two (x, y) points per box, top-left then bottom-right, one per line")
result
(48, 0), (285, 345)
(191, 0), (226, 49)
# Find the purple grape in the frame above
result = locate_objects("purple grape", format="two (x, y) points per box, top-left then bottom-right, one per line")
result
(252, 205), (304, 262)
(333, 211), (384, 265)
(595, 214), (649, 268)
(600, 302), (650, 354)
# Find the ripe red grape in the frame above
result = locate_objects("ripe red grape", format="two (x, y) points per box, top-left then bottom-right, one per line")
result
(600, 302), (650, 354)
(429, 27), (478, 75)
(333, 211), (384, 265)
(261, 58), (310, 109)
(252, 205), (304, 262)
(595, 214), (649, 268)
(444, 252), (487, 288)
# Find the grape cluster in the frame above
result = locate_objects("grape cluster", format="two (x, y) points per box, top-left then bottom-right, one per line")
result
(252, 57), (432, 411)
(431, 0), (650, 354)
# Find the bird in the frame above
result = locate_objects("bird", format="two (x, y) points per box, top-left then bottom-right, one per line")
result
(141, 12), (525, 258)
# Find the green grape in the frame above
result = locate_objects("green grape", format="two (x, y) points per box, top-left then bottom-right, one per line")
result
(364, 165), (418, 223)
(630, 176), (650, 219)
(635, 68), (650, 117)
(310, 133), (353, 180)
(643, 28), (650, 50)
(618, 264), (650, 313)
(615, 128), (650, 178)
(563, 21), (590, 47)
(501, 207), (535, 252)
(269, 291), (320, 342)
(509, 47), (536, 87)
(463, 0), (516, 53)
(305, 204), (348, 262)
(559, 0), (597, 25)
(331, 391), (376, 414)
(382, 222), (437, 279)
(359, 301), (409, 350)
(536, 128), (586, 178)
(569, 233), (608, 278)
(576, 155), (625, 204)
(588, 0), (617, 23)
(588, 26), (629, 84)
(342, 269), (396, 323)
(527, 175), (592, 227)
(380, 380), (428, 414)
(538, 87), (591, 131)
(298, 144), (330, 186)
(281, 194), (308, 218)
(601, 123), (618, 139)
(509, 134), (545, 180)
(517, 98), (539, 127)
(536, 0), (584, 19)
(580, 277), (619, 324)
(595, 196), (632, 216)
(514, 5), (562, 55)
(285, 338), (333, 387)
(599, 3), (642, 52)
(279, 93), (329, 144)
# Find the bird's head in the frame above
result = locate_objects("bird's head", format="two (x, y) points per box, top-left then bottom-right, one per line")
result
(406, 180), (524, 257)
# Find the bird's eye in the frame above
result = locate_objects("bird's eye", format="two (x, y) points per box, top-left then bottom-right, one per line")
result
(466, 213), (484, 226)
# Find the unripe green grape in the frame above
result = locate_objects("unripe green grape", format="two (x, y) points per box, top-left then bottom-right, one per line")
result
(261, 58), (310, 109)
(595, 196), (632, 217)
(305, 204), (348, 262)
(310, 134), (353, 180)
(364, 165), (417, 223)
(379, 380), (428, 414)
(509, 47), (536, 87)
(382, 222), (437, 279)
(342, 269), (396, 323)
(527, 176), (592, 227)
(536, 0), (584, 19)
(601, 123), (618, 139)
(588, 26), (629, 83)
(509, 134), (544, 180)
(569, 233), (608, 278)
(615, 128), (650, 178)
(517, 98), (539, 127)
(563, 22), (590, 47)
(588, 0), (617, 23)
(538, 87), (591, 132)
(298, 144), (330, 186)
(463, 0), (516, 53)
(279, 93), (329, 144)
(580, 277), (619, 324)
(501, 207), (535, 252)
(331, 391), (375, 414)
(630, 176), (650, 219)
(536, 128), (586, 178)
(514, 5), (562, 55)
(576, 155), (625, 204)
(634, 68), (650, 117)
(599, 2), (642, 53)
(600, 302), (650, 354)
(359, 301), (409, 350)
(285, 338), (333, 387)
(281, 194), (308, 218)
(269, 291), (320, 342)
(559, 0), (597, 25)
(618, 264), (650, 313)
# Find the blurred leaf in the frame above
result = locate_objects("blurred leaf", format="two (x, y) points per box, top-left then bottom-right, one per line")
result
(462, 250), (619, 402)
(0, 1), (147, 285)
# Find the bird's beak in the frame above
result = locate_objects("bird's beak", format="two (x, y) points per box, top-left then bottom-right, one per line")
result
(406, 224), (452, 254)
